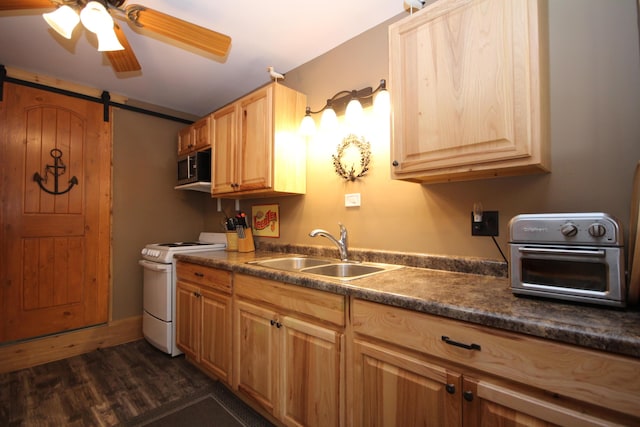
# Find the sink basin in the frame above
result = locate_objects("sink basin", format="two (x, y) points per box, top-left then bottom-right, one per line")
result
(248, 256), (401, 280)
(248, 256), (333, 271)
(302, 263), (389, 279)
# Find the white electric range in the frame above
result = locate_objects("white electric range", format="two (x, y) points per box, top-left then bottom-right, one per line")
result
(139, 232), (226, 356)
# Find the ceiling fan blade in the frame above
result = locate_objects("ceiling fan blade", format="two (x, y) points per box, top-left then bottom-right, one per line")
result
(125, 4), (231, 57)
(0, 0), (54, 11)
(105, 23), (141, 72)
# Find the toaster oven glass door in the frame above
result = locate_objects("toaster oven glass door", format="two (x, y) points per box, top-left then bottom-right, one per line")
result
(510, 244), (625, 306)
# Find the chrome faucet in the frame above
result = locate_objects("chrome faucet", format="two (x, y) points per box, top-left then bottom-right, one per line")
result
(309, 223), (349, 262)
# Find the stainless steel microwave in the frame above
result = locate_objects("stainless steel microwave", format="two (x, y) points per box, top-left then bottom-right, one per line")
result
(177, 149), (211, 185)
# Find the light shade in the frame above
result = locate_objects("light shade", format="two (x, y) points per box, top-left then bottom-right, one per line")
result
(43, 5), (80, 39)
(300, 111), (316, 137)
(80, 1), (113, 34)
(96, 27), (125, 51)
(345, 98), (364, 134)
(80, 1), (124, 51)
(374, 87), (390, 118)
(320, 107), (338, 131)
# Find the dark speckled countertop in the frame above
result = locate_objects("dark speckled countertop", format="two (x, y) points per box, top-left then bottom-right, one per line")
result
(175, 244), (640, 360)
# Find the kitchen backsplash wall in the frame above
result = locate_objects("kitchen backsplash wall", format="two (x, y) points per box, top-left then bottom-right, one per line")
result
(206, 0), (640, 261)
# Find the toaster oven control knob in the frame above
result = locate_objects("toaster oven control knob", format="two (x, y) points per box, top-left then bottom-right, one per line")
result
(560, 223), (578, 237)
(589, 223), (607, 237)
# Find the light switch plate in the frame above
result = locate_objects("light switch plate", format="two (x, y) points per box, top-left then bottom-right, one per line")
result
(345, 193), (361, 207)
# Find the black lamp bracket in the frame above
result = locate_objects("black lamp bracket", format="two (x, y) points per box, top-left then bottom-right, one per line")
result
(306, 79), (386, 117)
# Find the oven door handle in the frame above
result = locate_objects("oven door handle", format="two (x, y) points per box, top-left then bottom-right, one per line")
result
(518, 247), (606, 257)
(138, 259), (172, 271)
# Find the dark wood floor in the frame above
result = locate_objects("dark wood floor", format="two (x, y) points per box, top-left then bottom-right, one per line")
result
(0, 339), (242, 426)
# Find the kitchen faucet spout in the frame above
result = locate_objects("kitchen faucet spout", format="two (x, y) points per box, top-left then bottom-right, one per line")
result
(309, 223), (349, 262)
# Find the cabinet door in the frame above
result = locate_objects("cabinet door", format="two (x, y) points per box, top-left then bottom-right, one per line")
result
(352, 338), (462, 427)
(280, 316), (344, 427)
(178, 125), (193, 155)
(212, 104), (237, 194)
(176, 281), (200, 360)
(237, 86), (273, 192)
(462, 377), (629, 427)
(389, 0), (548, 182)
(192, 116), (211, 151)
(200, 288), (232, 385)
(234, 300), (279, 414)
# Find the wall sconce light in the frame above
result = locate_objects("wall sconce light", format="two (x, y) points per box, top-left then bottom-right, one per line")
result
(43, 0), (124, 51)
(300, 79), (390, 136)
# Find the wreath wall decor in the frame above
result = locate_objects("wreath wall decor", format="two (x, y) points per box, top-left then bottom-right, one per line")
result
(332, 134), (371, 181)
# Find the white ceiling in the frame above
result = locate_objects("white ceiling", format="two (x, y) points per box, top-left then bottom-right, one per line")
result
(0, 1), (407, 117)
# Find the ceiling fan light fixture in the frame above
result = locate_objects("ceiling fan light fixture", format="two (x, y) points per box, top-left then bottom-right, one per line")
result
(43, 5), (80, 39)
(96, 27), (125, 51)
(80, 1), (113, 34)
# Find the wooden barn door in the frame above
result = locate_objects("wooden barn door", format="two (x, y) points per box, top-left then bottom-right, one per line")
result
(0, 83), (111, 343)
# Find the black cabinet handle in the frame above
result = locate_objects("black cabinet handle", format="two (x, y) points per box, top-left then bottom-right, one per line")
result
(194, 272), (204, 277)
(445, 383), (456, 394)
(441, 336), (481, 351)
(463, 391), (474, 402)
(269, 319), (282, 328)
(392, 160), (399, 166)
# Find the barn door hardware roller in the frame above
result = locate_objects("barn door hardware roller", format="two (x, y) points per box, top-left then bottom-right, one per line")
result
(33, 149), (79, 195)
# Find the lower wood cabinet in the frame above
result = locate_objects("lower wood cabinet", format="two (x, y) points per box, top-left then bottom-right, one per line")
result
(175, 261), (232, 384)
(233, 274), (346, 427)
(352, 338), (462, 426)
(351, 299), (640, 427)
(174, 262), (640, 426)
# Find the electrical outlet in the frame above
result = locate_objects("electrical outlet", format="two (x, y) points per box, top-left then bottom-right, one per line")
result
(471, 211), (499, 236)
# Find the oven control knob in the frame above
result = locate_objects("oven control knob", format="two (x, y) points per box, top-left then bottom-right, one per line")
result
(589, 223), (607, 238)
(560, 223), (578, 237)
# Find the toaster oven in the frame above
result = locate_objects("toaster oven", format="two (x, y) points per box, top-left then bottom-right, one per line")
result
(509, 213), (626, 307)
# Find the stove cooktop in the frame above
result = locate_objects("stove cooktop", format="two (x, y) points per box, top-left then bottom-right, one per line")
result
(141, 232), (227, 263)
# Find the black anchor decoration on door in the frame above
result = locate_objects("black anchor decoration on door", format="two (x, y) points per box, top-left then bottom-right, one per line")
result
(33, 148), (79, 195)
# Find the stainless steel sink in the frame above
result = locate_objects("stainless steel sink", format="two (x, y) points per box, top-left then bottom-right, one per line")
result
(248, 256), (331, 271)
(248, 256), (401, 280)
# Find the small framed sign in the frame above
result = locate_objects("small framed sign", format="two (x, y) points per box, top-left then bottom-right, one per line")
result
(251, 203), (280, 237)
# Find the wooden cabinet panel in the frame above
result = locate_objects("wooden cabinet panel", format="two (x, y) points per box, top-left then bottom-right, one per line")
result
(281, 316), (343, 427)
(211, 83), (306, 197)
(462, 377), (632, 427)
(234, 299), (279, 413)
(352, 338), (462, 427)
(176, 263), (232, 384)
(178, 116), (211, 155)
(351, 298), (640, 424)
(234, 273), (346, 327)
(200, 288), (232, 384)
(389, 0), (549, 183)
(175, 281), (200, 360)
(211, 104), (237, 194)
(352, 299), (640, 418)
(234, 274), (346, 426)
(176, 261), (232, 294)
(238, 87), (272, 192)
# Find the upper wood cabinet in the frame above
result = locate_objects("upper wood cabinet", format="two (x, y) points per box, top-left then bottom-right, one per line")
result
(178, 115), (211, 156)
(389, 0), (550, 183)
(211, 83), (307, 197)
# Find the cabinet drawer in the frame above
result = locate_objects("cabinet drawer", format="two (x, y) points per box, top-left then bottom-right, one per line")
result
(235, 274), (345, 327)
(176, 261), (232, 294)
(352, 299), (640, 418)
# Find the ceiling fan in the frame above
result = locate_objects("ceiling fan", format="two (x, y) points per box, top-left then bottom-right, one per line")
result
(1, 0), (232, 73)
